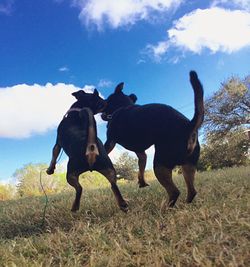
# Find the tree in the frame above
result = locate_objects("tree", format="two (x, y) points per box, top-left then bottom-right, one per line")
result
(199, 75), (250, 170)
(114, 152), (138, 180)
(198, 130), (249, 171)
(15, 163), (66, 197)
(204, 75), (250, 138)
(0, 184), (16, 201)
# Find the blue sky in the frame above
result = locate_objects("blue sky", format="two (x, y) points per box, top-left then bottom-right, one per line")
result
(0, 0), (250, 182)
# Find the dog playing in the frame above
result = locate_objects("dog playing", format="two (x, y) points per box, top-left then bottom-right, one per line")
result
(101, 71), (204, 207)
(47, 89), (128, 212)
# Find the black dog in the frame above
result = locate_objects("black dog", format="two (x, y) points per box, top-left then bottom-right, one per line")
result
(101, 71), (204, 207)
(47, 89), (128, 212)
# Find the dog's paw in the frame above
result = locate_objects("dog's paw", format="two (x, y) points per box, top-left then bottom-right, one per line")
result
(186, 191), (197, 203)
(139, 182), (150, 188)
(46, 167), (55, 175)
(168, 190), (180, 207)
(120, 202), (129, 213)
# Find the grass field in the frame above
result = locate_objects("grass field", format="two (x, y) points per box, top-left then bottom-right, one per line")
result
(0, 166), (249, 266)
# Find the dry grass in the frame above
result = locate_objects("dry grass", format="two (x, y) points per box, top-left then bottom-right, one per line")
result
(0, 166), (249, 266)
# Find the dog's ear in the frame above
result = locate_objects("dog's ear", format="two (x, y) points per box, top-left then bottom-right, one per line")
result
(129, 94), (137, 103)
(93, 88), (99, 96)
(115, 82), (124, 93)
(72, 90), (86, 99)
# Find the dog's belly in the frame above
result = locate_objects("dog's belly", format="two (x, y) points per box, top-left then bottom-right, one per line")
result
(116, 132), (153, 152)
(118, 140), (151, 153)
(113, 121), (189, 154)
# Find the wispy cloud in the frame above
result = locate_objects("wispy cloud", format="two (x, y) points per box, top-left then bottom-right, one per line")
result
(0, 83), (102, 139)
(58, 66), (69, 72)
(72, 0), (183, 30)
(144, 7), (250, 61)
(143, 41), (170, 62)
(0, 0), (14, 15)
(97, 79), (113, 88)
(211, 0), (250, 11)
(217, 58), (225, 69)
(137, 59), (146, 65)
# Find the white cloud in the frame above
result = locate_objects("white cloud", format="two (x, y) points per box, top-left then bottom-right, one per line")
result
(145, 7), (250, 61)
(73, 0), (182, 30)
(168, 8), (250, 53)
(0, 83), (100, 139)
(98, 79), (113, 88)
(144, 41), (170, 62)
(59, 66), (69, 72)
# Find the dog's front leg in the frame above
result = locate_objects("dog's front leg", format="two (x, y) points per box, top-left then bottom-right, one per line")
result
(136, 151), (149, 188)
(47, 143), (61, 175)
(104, 139), (116, 154)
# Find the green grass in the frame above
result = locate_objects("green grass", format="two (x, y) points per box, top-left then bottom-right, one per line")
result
(0, 166), (249, 266)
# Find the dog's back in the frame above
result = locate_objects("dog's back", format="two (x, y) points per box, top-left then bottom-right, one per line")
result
(57, 111), (89, 159)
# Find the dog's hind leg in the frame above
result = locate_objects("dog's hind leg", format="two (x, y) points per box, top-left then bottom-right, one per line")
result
(99, 168), (128, 212)
(181, 164), (197, 203)
(153, 165), (180, 207)
(66, 169), (82, 212)
(47, 143), (61, 175)
(135, 151), (149, 188)
(104, 139), (116, 154)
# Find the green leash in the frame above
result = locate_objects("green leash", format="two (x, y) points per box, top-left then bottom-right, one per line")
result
(40, 150), (63, 227)
(40, 168), (49, 227)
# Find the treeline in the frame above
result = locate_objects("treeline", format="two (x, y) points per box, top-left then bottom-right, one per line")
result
(198, 74), (249, 170)
(0, 152), (137, 201)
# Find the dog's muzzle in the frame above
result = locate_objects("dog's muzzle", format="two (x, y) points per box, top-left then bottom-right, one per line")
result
(101, 113), (112, 121)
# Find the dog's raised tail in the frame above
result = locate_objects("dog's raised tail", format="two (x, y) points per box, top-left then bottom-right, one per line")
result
(190, 71), (204, 131)
(79, 108), (99, 170)
(187, 71), (204, 155)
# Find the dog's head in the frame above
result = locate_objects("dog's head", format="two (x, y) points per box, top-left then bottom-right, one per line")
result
(101, 82), (137, 121)
(72, 89), (106, 114)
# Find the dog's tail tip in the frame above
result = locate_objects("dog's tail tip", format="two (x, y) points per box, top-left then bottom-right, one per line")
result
(189, 69), (204, 132)
(189, 70), (203, 96)
(189, 70), (198, 81)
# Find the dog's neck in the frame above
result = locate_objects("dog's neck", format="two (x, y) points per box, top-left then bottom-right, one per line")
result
(64, 108), (82, 118)
(106, 106), (131, 121)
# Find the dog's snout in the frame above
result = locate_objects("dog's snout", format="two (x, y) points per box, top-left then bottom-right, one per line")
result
(101, 113), (108, 121)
